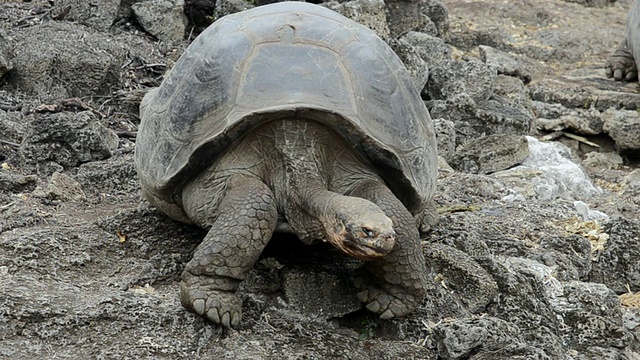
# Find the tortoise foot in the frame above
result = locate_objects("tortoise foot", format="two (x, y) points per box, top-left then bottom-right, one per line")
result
(356, 283), (422, 319)
(180, 275), (242, 328)
(606, 55), (637, 81)
(605, 42), (637, 81)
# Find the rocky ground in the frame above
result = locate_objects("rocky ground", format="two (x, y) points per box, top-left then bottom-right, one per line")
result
(1, 0), (640, 359)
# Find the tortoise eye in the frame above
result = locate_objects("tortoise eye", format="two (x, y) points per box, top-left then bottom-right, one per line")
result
(362, 227), (376, 237)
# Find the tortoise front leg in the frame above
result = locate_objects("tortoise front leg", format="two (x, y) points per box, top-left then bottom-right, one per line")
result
(348, 179), (428, 319)
(180, 177), (277, 327)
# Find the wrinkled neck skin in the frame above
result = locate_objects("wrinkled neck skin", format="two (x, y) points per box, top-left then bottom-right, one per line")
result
(245, 118), (394, 258)
(268, 120), (358, 239)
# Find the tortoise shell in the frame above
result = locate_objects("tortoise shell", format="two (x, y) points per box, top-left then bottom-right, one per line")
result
(135, 1), (437, 222)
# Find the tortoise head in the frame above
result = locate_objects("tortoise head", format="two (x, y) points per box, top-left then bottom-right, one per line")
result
(327, 198), (396, 260)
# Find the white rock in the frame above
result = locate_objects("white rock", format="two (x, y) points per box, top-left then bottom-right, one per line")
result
(493, 137), (601, 201)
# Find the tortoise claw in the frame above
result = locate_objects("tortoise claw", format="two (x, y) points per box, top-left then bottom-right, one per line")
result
(180, 276), (242, 328)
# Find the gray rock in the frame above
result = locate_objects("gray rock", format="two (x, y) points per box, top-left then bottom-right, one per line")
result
(74, 154), (139, 197)
(473, 96), (533, 135)
(282, 268), (361, 320)
(554, 281), (631, 349)
(479, 45), (532, 83)
(359, 341), (437, 359)
(445, 20), (506, 53)
(213, 0), (253, 20)
(536, 107), (604, 135)
(401, 31), (451, 73)
(386, 0), (450, 38)
(386, 38), (428, 91)
(425, 243), (498, 313)
(8, 21), (127, 99)
(423, 0), (449, 36)
(132, 0), (187, 44)
(0, 29), (12, 78)
(416, 17), (439, 38)
(0, 109), (25, 145)
(19, 111), (119, 172)
(419, 274), (472, 322)
(601, 107), (640, 152)
(590, 218), (640, 293)
(433, 118), (456, 162)
(492, 74), (533, 112)
(324, 0), (389, 39)
(578, 347), (638, 360)
(623, 308), (640, 354)
(0, 172), (38, 194)
(0, 201), (48, 233)
(434, 225), (492, 260)
(436, 172), (509, 209)
(450, 134), (529, 174)
(385, 0), (428, 37)
(581, 151), (624, 169)
(476, 256), (570, 358)
(44, 171), (87, 202)
(531, 100), (572, 120)
(429, 95), (533, 147)
(561, 0), (616, 7)
(529, 75), (640, 112)
(622, 169), (640, 195)
(52, 0), (121, 31)
(426, 59), (496, 104)
(433, 316), (549, 359)
(536, 235), (593, 281)
(500, 257), (564, 304)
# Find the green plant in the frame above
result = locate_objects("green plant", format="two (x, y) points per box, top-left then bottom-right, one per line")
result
(359, 318), (379, 340)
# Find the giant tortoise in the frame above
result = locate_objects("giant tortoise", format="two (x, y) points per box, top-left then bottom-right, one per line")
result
(135, 1), (438, 327)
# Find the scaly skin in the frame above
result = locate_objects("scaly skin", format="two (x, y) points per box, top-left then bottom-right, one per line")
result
(349, 180), (428, 319)
(180, 177), (277, 327)
(179, 119), (430, 327)
(415, 200), (439, 235)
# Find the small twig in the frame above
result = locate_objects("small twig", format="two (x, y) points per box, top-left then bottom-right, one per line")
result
(33, 97), (108, 118)
(15, 15), (38, 25)
(134, 63), (166, 70)
(560, 131), (600, 148)
(0, 139), (20, 148)
(51, 5), (71, 21)
(121, 58), (135, 69)
(0, 202), (16, 211)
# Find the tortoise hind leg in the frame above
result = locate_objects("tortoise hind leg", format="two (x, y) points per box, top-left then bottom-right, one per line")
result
(180, 177), (277, 327)
(348, 179), (428, 319)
